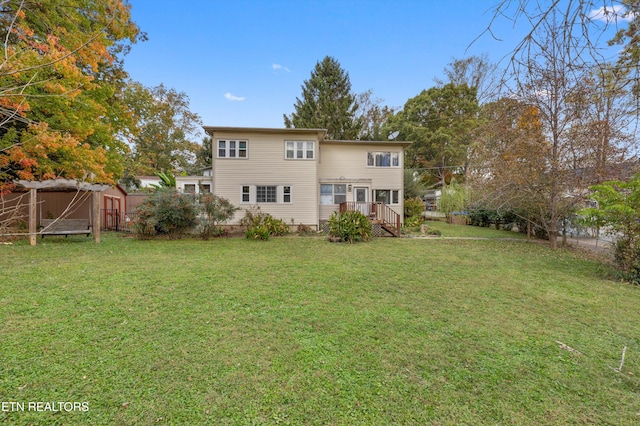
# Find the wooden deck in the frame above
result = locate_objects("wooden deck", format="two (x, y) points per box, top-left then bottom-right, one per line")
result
(339, 202), (401, 237)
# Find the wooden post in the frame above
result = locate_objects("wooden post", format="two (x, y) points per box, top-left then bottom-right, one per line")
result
(93, 191), (100, 243)
(29, 188), (37, 246)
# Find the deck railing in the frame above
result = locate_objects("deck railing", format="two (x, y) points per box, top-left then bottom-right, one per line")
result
(339, 202), (401, 237)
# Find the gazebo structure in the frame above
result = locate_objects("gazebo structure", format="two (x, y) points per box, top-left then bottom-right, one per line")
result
(16, 179), (111, 246)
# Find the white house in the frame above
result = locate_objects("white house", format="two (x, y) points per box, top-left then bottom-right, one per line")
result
(202, 126), (410, 236)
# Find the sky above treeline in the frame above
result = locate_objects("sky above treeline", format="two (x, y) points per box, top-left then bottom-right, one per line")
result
(123, 0), (630, 137)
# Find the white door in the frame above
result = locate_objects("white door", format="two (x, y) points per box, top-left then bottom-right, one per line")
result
(354, 187), (369, 215)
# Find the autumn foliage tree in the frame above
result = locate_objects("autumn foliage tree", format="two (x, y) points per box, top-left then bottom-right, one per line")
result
(476, 3), (639, 248)
(0, 0), (142, 193)
(470, 99), (551, 235)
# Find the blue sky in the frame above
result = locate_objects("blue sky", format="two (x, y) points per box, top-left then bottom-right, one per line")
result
(122, 0), (625, 137)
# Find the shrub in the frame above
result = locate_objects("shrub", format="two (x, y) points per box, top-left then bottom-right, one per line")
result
(264, 216), (289, 236)
(197, 194), (239, 240)
(440, 180), (470, 223)
(240, 206), (290, 240)
(404, 214), (424, 228)
(613, 238), (640, 285)
(134, 189), (197, 239)
(404, 197), (425, 218)
(245, 224), (271, 240)
(132, 201), (157, 239)
(296, 223), (314, 236)
(327, 210), (372, 243)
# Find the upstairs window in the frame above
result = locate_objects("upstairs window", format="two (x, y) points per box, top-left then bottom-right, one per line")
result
(218, 140), (247, 158)
(367, 151), (399, 167)
(285, 141), (315, 159)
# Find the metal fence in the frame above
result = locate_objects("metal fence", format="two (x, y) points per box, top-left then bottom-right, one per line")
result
(100, 209), (138, 233)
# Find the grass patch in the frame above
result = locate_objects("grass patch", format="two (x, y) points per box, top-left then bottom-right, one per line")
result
(423, 220), (528, 238)
(1, 233), (639, 424)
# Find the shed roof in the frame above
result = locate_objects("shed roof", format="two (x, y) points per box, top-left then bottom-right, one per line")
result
(15, 179), (111, 192)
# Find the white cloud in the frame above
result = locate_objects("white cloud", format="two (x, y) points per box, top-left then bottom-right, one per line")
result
(588, 5), (635, 23)
(224, 92), (246, 101)
(272, 63), (290, 72)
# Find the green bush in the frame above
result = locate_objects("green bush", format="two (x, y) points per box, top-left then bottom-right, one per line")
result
(468, 208), (548, 238)
(404, 215), (424, 228)
(404, 197), (425, 218)
(197, 194), (239, 240)
(245, 224), (271, 240)
(132, 201), (157, 239)
(134, 189), (197, 239)
(327, 210), (372, 243)
(240, 207), (290, 240)
(613, 238), (640, 285)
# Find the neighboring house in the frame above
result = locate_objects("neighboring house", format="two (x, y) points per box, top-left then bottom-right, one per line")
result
(423, 189), (441, 211)
(203, 126), (411, 235)
(176, 167), (213, 195)
(176, 175), (212, 195)
(136, 175), (162, 188)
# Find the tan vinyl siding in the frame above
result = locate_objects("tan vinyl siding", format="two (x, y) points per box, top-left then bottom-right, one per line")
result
(318, 142), (405, 221)
(319, 204), (340, 222)
(212, 130), (319, 226)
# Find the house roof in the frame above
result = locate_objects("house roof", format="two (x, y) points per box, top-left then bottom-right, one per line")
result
(204, 126), (327, 139)
(322, 139), (412, 148)
(175, 176), (213, 180)
(203, 126), (411, 147)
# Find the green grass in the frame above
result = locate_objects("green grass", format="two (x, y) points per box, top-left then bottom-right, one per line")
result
(1, 232), (639, 425)
(421, 220), (528, 238)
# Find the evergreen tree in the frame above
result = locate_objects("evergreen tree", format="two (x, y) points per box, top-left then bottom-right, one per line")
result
(284, 56), (361, 139)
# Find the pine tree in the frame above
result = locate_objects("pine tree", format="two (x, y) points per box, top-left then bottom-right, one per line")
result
(284, 56), (361, 139)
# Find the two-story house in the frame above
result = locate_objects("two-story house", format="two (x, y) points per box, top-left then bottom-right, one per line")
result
(203, 126), (410, 235)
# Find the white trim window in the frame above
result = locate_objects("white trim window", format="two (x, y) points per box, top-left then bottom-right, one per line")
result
(367, 151), (399, 167)
(241, 186), (251, 203)
(218, 140), (248, 158)
(285, 141), (315, 159)
(241, 185), (292, 203)
(256, 186), (277, 203)
(282, 186), (292, 203)
(320, 184), (347, 205)
(374, 189), (400, 205)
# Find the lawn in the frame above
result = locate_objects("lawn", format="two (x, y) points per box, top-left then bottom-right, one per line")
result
(418, 220), (528, 239)
(1, 231), (639, 425)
